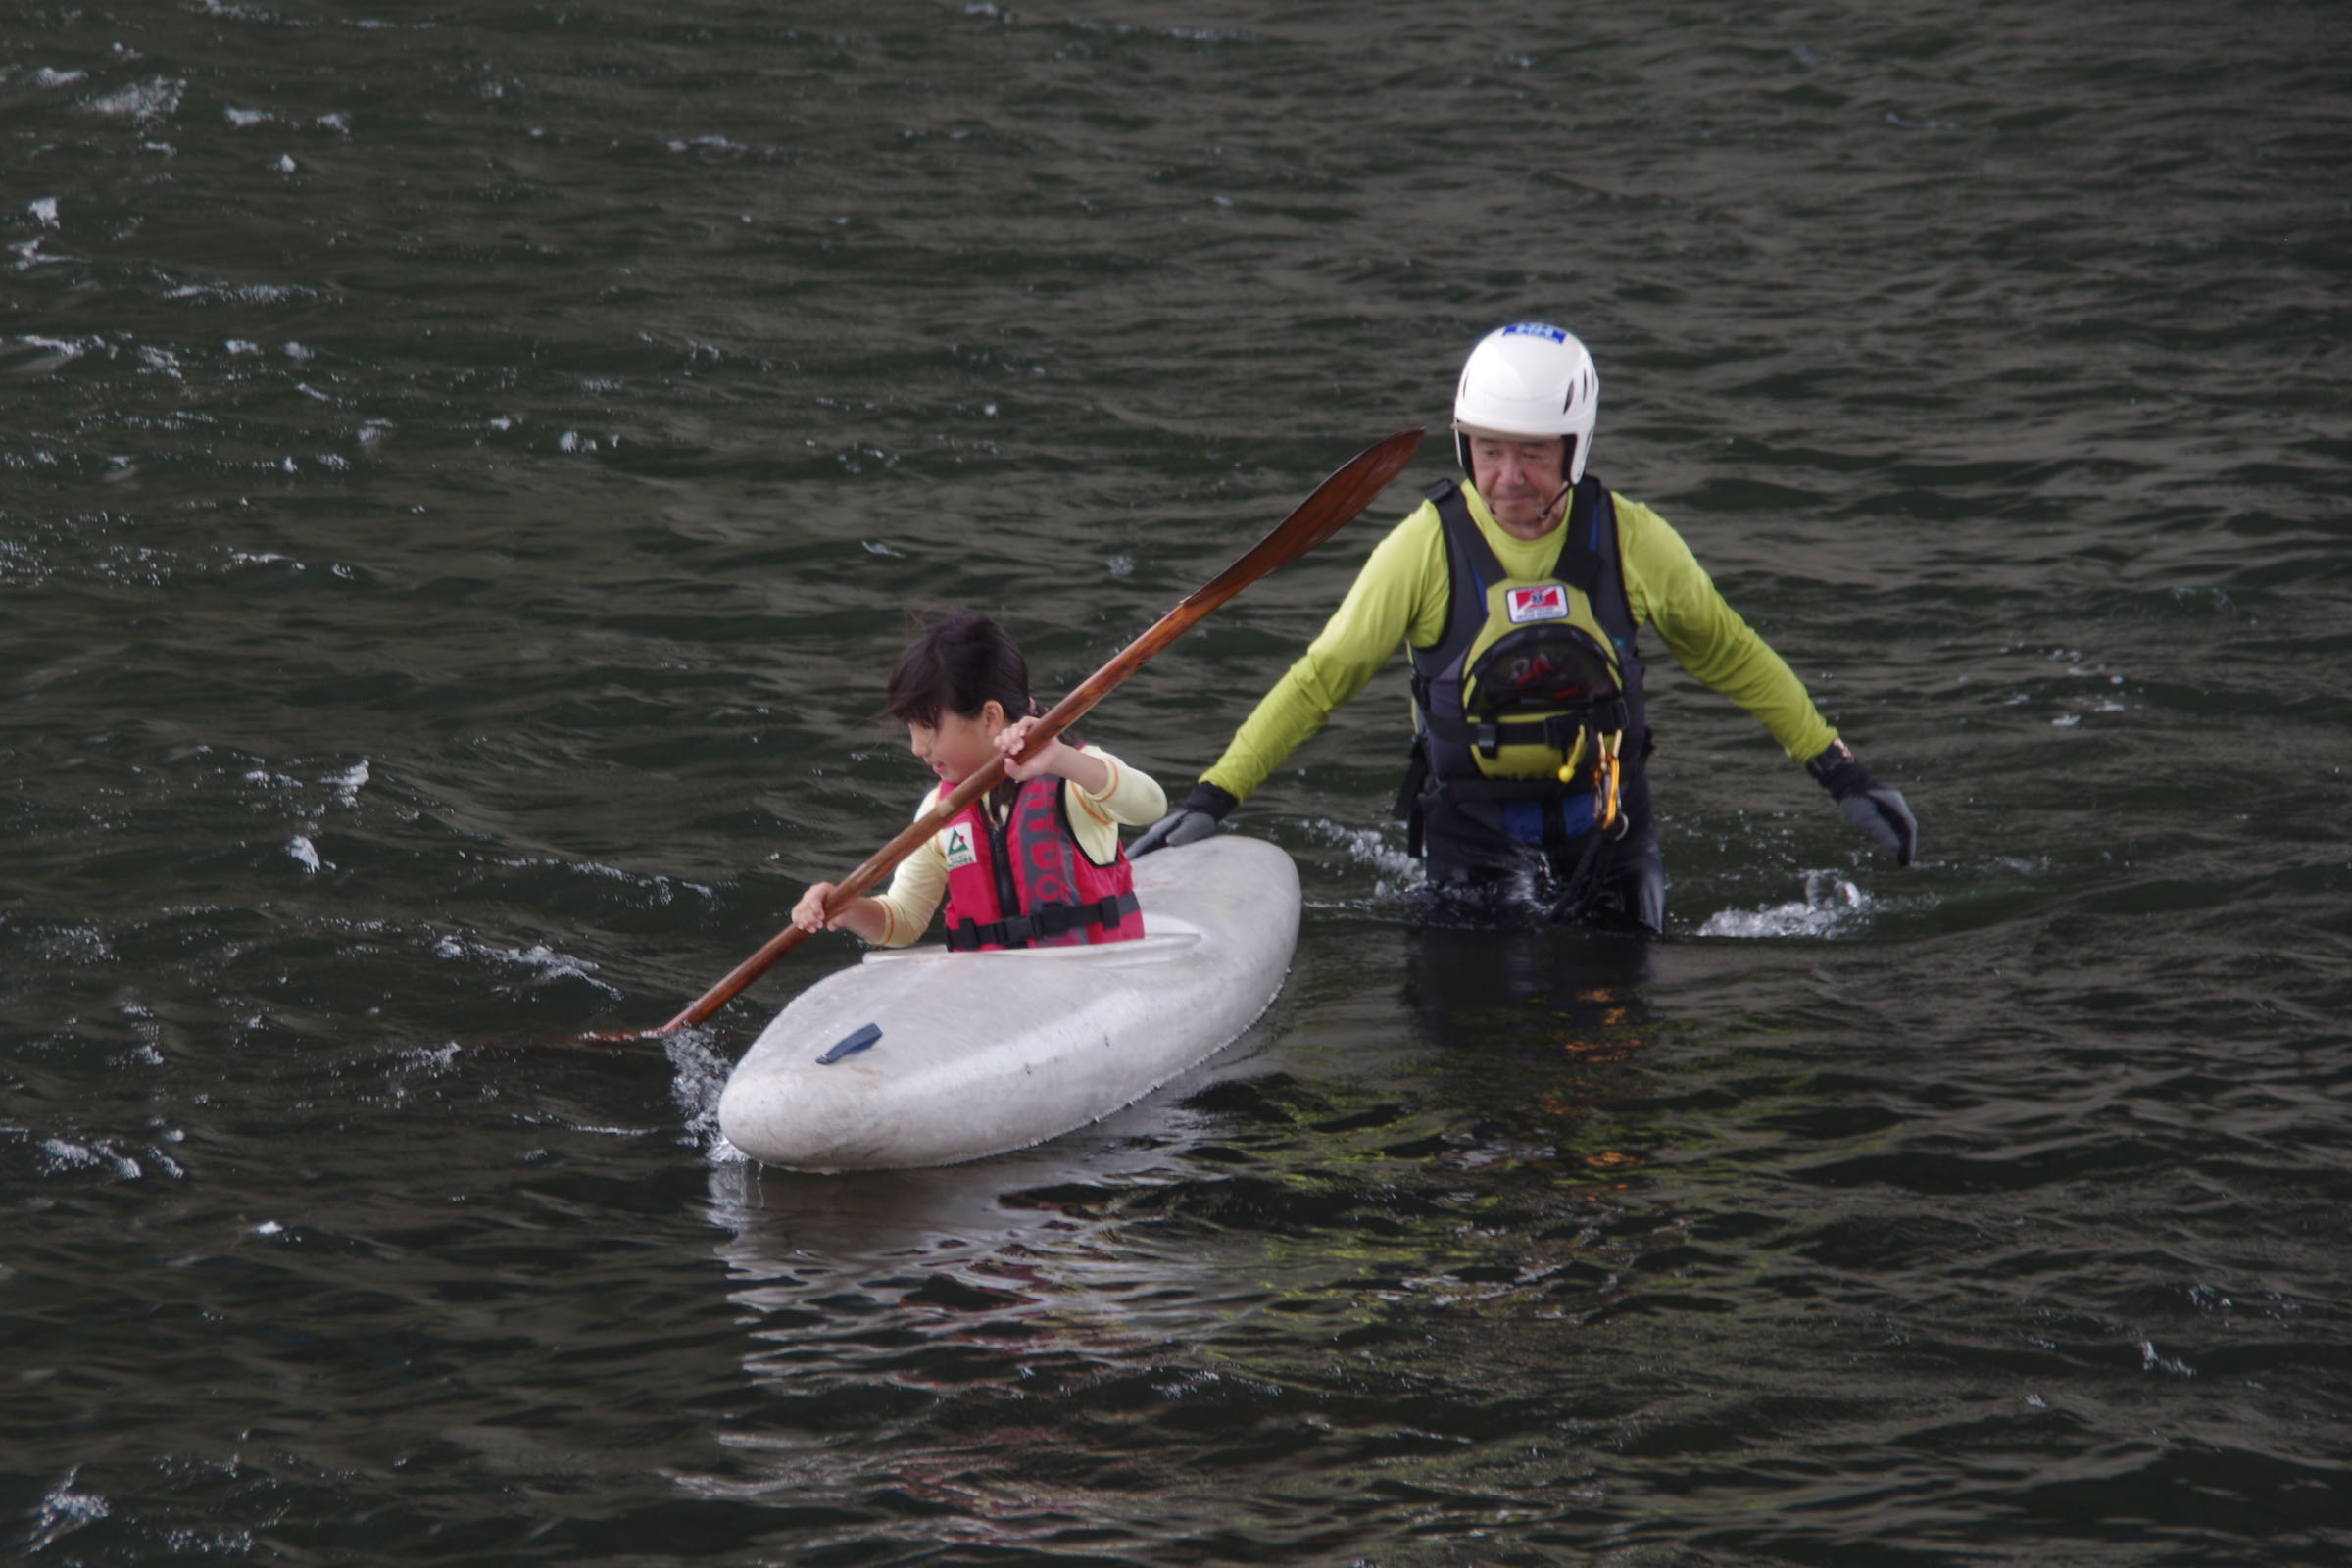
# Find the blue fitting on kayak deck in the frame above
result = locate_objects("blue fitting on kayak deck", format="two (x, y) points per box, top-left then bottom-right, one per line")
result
(815, 1022), (882, 1065)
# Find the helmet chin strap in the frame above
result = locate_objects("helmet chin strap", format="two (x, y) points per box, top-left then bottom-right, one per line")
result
(1542, 438), (1581, 523)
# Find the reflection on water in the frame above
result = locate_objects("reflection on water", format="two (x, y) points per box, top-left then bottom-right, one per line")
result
(1402, 919), (1657, 1169)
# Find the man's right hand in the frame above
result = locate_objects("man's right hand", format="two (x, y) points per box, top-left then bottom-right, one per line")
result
(1131, 782), (1238, 856)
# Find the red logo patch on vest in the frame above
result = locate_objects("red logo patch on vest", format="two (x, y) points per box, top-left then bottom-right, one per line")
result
(1505, 584), (1569, 624)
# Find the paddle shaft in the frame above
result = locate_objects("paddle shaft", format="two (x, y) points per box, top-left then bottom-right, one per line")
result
(634, 427), (1423, 1037)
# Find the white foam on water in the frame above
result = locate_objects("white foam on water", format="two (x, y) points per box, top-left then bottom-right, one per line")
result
(37, 1137), (143, 1180)
(26, 1470), (111, 1553)
(33, 922), (112, 965)
(485, 854), (712, 904)
(664, 1029), (746, 1162)
(396, 1041), (463, 1075)
(286, 835), (323, 873)
(1298, 816), (1421, 906)
(165, 280), (306, 305)
(4, 334), (90, 378)
(322, 759), (369, 805)
(27, 196), (59, 226)
(430, 933), (621, 998)
(1696, 871), (1871, 938)
(82, 76), (184, 122)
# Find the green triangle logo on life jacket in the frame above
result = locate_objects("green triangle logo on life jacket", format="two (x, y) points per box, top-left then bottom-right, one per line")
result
(941, 823), (978, 870)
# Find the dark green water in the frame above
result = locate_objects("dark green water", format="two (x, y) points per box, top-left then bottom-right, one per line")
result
(6, 2), (2349, 1562)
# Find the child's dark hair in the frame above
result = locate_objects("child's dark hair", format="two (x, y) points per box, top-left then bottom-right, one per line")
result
(885, 609), (1032, 729)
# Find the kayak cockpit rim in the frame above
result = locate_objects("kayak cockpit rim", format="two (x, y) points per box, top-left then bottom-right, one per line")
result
(858, 927), (1206, 967)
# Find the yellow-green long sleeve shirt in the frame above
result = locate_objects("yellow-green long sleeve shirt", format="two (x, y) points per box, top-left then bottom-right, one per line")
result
(1200, 485), (1838, 804)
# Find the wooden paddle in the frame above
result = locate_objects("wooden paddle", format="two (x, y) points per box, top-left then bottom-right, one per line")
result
(585, 426), (1424, 1043)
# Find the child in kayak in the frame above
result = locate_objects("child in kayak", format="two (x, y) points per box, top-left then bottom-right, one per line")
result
(790, 609), (1167, 951)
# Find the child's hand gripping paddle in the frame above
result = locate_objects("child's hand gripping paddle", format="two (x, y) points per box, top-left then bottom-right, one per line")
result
(581, 427), (1424, 1044)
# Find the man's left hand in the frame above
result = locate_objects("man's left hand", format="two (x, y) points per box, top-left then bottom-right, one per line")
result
(1807, 740), (1917, 866)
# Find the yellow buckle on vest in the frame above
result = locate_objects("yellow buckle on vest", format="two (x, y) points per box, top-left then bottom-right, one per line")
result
(1554, 728), (1589, 782)
(1595, 730), (1623, 835)
(1554, 728), (1625, 836)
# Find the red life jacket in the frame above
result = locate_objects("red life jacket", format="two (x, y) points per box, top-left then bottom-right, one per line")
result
(939, 774), (1144, 952)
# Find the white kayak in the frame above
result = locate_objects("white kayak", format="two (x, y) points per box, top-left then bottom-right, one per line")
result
(716, 834), (1301, 1170)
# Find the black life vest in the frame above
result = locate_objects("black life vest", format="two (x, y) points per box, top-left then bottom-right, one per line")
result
(1400, 475), (1651, 851)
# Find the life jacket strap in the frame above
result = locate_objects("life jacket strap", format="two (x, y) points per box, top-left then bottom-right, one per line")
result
(1413, 696), (1630, 759)
(1426, 772), (1589, 806)
(944, 889), (1142, 953)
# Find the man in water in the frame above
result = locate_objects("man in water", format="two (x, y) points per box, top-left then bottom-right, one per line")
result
(1134, 321), (1916, 931)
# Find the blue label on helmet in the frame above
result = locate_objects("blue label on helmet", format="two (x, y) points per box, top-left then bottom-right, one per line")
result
(1501, 322), (1568, 343)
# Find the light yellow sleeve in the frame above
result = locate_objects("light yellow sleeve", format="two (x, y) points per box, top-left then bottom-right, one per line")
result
(865, 786), (950, 947)
(1200, 503), (1450, 804)
(1614, 495), (1838, 764)
(1062, 744), (1167, 863)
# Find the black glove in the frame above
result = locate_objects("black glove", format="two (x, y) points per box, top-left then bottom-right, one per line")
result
(1807, 740), (1917, 866)
(1131, 781), (1237, 857)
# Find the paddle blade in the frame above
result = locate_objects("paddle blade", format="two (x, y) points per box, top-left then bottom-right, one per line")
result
(1181, 427), (1424, 611)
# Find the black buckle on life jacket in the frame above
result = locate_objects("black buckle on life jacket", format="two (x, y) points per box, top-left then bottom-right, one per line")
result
(944, 890), (1141, 952)
(1426, 707), (1612, 758)
(1393, 737), (1432, 857)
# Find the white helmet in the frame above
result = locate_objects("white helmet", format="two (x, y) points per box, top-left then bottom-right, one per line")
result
(1451, 321), (1600, 484)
